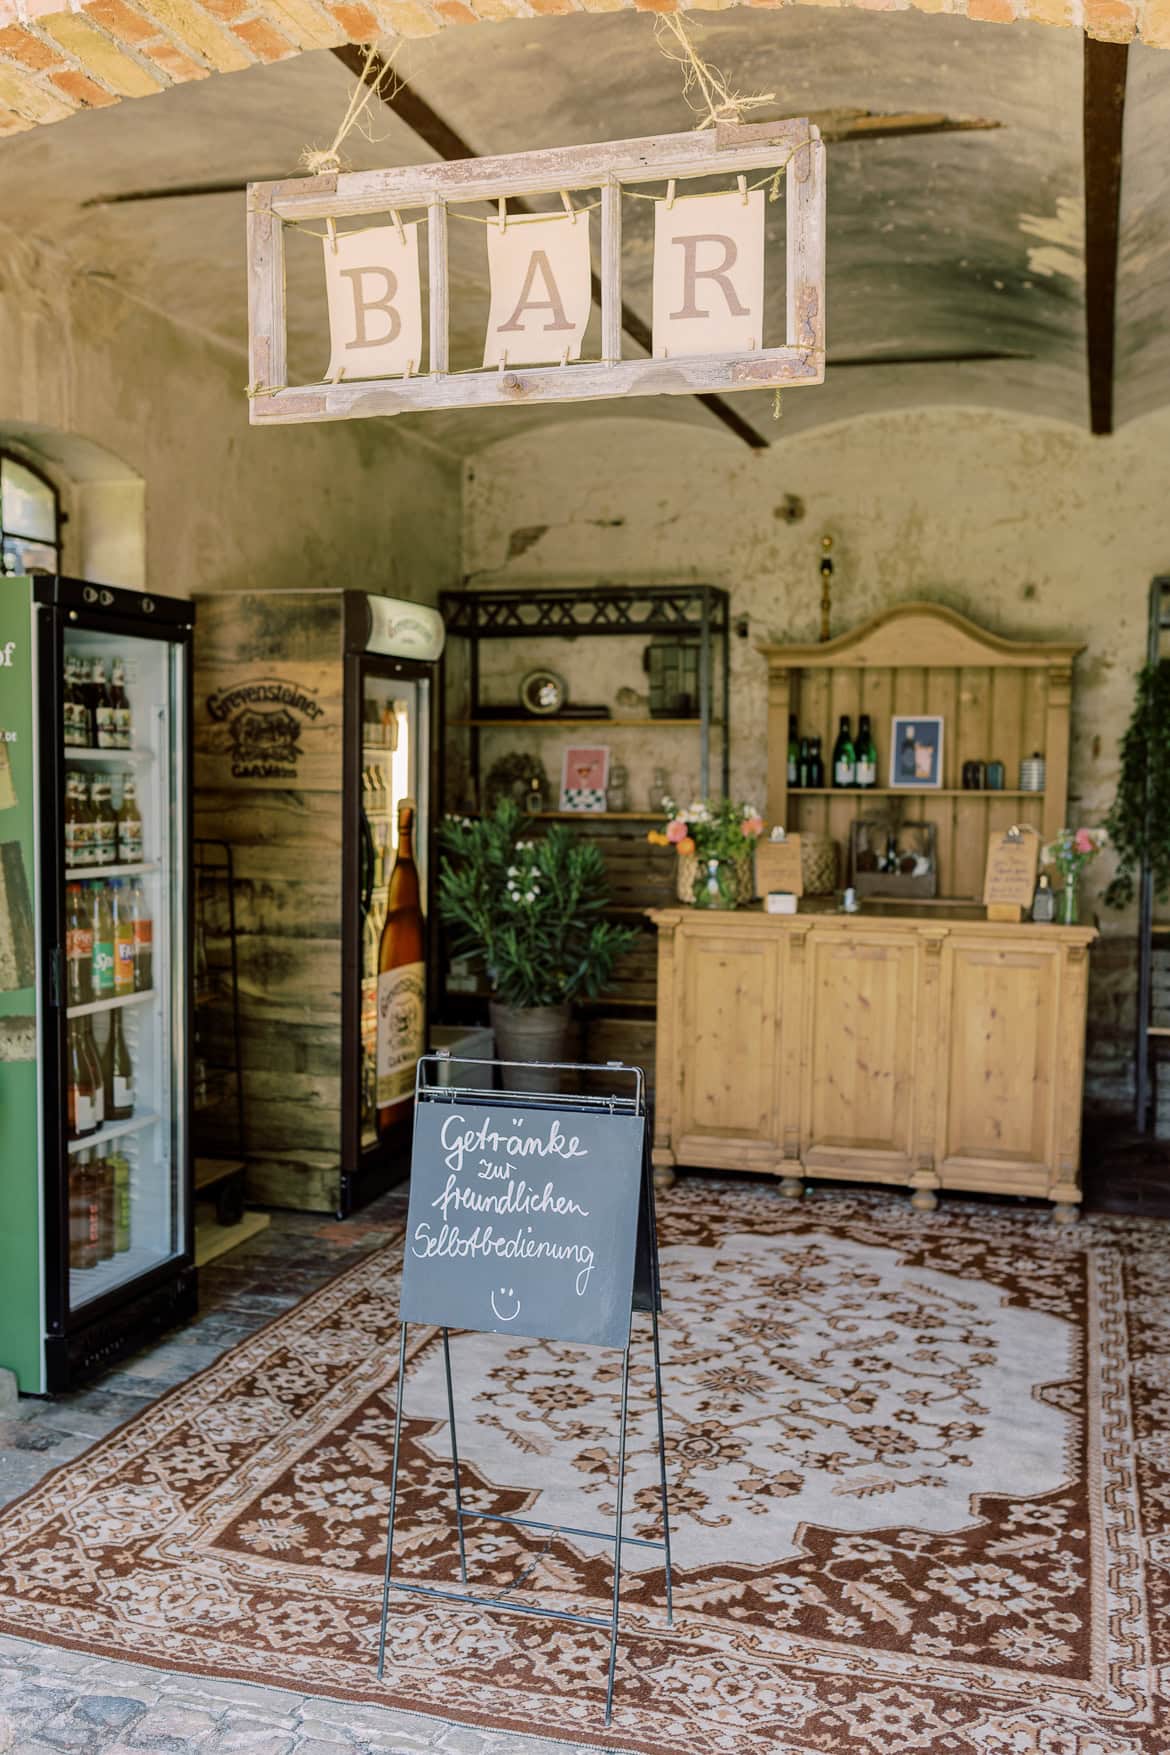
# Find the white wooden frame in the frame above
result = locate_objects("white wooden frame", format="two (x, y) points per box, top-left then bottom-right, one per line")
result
(247, 118), (825, 426)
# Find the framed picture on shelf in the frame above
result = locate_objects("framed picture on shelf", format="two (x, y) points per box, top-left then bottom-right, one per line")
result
(889, 716), (944, 789)
(560, 746), (610, 812)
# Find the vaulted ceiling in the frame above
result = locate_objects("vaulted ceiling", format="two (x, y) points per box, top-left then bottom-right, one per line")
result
(0, 6), (1168, 455)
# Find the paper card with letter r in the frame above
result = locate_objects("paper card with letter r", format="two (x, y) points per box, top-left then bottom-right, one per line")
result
(652, 188), (765, 359)
(323, 222), (424, 382)
(484, 211), (592, 368)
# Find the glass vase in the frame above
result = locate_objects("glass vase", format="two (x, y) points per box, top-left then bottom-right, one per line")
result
(692, 857), (739, 910)
(1057, 872), (1079, 926)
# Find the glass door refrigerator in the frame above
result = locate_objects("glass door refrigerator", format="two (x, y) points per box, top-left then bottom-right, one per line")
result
(0, 574), (195, 1394)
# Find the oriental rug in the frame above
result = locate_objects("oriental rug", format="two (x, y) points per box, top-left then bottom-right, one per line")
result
(1, 1183), (1168, 1755)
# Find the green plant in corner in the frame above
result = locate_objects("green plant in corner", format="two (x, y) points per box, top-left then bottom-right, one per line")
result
(1104, 661), (1170, 909)
(437, 799), (639, 1009)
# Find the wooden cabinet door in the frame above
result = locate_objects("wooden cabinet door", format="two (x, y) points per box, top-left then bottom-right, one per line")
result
(938, 940), (1060, 1194)
(676, 929), (782, 1167)
(801, 932), (919, 1180)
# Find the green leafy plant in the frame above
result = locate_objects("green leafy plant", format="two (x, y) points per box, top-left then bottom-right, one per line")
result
(438, 799), (639, 1010)
(1104, 661), (1170, 908)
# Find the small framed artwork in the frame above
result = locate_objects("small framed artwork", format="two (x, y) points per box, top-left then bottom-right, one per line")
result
(889, 716), (944, 789)
(560, 745), (610, 812)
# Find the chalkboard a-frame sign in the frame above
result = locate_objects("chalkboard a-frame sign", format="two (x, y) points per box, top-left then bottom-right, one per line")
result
(377, 1055), (671, 1727)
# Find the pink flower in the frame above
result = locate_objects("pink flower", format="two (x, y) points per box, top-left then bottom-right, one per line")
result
(1074, 829), (1095, 855)
(742, 816), (765, 838)
(665, 818), (688, 844)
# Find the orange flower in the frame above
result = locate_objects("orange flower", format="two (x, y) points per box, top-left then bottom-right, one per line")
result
(676, 836), (695, 857)
(646, 830), (669, 847)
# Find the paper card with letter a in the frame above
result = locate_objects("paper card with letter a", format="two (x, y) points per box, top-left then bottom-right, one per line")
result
(652, 188), (765, 359)
(484, 212), (592, 368)
(323, 223), (424, 381)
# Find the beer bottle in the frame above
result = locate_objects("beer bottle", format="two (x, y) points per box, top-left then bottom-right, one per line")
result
(93, 658), (116, 750)
(94, 1150), (115, 1261)
(110, 1151), (131, 1252)
(111, 881), (136, 996)
(76, 1151), (101, 1270)
(130, 879), (152, 991)
(92, 883), (115, 999)
(67, 1019), (97, 1140)
(74, 658), (95, 748)
(68, 1159), (87, 1268)
(375, 799), (425, 1140)
(109, 658), (132, 749)
(91, 779), (116, 867)
(115, 779), (143, 865)
(104, 1006), (134, 1120)
(63, 658), (83, 749)
(65, 882), (94, 1005)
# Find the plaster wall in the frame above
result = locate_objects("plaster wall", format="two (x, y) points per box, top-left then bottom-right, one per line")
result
(0, 227), (462, 604)
(462, 404), (1170, 1102)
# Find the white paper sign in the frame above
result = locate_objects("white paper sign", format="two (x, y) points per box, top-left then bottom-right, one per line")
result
(484, 212), (592, 368)
(323, 223), (423, 382)
(652, 189), (765, 359)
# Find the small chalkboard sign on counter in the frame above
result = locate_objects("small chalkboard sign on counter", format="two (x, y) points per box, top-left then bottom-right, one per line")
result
(983, 826), (1040, 921)
(401, 1097), (646, 1351)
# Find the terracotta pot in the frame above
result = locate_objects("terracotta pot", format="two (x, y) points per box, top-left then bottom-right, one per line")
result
(489, 1001), (575, 1092)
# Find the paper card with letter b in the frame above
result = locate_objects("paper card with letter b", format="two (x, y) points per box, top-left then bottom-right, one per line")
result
(652, 189), (765, 359)
(484, 212), (592, 368)
(323, 223), (424, 381)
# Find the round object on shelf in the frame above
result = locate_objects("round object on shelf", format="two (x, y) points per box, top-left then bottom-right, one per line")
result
(519, 669), (567, 716)
(801, 833), (838, 895)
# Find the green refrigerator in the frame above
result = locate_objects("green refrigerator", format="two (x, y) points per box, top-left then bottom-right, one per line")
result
(0, 575), (196, 1393)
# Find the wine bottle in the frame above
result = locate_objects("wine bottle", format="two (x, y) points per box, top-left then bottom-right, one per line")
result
(375, 799), (426, 1140)
(67, 1020), (97, 1140)
(83, 1018), (105, 1132)
(809, 737), (825, 788)
(832, 715), (856, 788)
(797, 737), (811, 790)
(787, 714), (799, 788)
(856, 714), (878, 789)
(104, 1006), (134, 1121)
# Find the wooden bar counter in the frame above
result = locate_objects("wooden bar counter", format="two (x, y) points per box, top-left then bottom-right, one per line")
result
(648, 901), (1097, 1219)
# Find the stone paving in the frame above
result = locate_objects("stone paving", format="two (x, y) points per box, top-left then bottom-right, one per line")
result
(0, 1198), (583, 1755)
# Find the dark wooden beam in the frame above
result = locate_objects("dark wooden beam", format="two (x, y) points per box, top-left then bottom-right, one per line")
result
(332, 43), (770, 450)
(1083, 37), (1129, 437)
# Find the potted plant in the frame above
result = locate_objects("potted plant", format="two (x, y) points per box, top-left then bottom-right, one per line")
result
(438, 799), (638, 1088)
(649, 796), (766, 909)
(1104, 661), (1170, 909)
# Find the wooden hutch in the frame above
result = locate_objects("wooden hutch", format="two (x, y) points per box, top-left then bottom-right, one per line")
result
(650, 602), (1096, 1218)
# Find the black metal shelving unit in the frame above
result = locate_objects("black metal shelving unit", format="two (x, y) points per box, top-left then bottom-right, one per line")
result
(439, 584), (731, 815)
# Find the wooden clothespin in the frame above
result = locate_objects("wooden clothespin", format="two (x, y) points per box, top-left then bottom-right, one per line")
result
(737, 174), (748, 206)
(390, 208), (405, 243)
(325, 216), (338, 255)
(666, 179), (677, 210)
(560, 191), (575, 224)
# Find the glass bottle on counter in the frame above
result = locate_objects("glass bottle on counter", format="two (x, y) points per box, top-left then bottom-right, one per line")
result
(832, 716), (856, 788)
(1031, 873), (1056, 923)
(855, 715), (878, 789)
(375, 799), (425, 1140)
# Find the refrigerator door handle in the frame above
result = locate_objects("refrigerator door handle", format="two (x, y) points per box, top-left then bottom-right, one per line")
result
(49, 945), (62, 1009)
(359, 810), (375, 915)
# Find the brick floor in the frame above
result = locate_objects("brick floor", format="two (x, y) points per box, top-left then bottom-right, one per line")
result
(0, 1197), (576, 1755)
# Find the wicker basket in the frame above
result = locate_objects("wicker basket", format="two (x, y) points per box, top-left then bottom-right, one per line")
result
(677, 852), (754, 907)
(800, 833), (839, 896)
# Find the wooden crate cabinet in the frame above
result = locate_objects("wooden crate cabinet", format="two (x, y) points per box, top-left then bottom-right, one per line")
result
(650, 908), (1095, 1217)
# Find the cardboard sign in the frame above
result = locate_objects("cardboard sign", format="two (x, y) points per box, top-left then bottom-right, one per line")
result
(983, 829), (1039, 908)
(484, 212), (592, 368)
(756, 834), (803, 899)
(653, 188), (765, 359)
(400, 1097), (645, 1350)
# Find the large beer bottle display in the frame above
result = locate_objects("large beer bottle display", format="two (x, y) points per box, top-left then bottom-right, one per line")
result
(59, 631), (167, 1298)
(374, 798), (425, 1137)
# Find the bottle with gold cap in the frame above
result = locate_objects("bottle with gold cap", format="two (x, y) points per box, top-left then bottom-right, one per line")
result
(374, 798), (425, 1140)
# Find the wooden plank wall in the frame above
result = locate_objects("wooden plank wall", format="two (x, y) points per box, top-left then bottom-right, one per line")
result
(789, 664), (1050, 900)
(193, 591), (346, 1213)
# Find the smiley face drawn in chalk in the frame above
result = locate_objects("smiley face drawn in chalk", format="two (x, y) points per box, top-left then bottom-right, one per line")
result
(491, 1286), (521, 1323)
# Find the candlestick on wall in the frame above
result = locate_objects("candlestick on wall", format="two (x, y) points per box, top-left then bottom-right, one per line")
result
(819, 535), (834, 643)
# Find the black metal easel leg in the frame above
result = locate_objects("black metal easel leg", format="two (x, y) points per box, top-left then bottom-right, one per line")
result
(376, 1322), (409, 1681)
(604, 1341), (633, 1727)
(442, 1327), (469, 1585)
(650, 1306), (673, 1627)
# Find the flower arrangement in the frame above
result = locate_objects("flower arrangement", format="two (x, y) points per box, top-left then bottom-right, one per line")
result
(648, 797), (766, 909)
(1041, 826), (1108, 925)
(437, 799), (638, 1009)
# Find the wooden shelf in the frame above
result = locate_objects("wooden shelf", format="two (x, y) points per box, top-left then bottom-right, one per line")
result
(68, 988), (155, 1020)
(65, 747), (153, 765)
(460, 810), (662, 822)
(67, 861), (159, 881)
(790, 788), (1045, 799)
(67, 1109), (160, 1154)
(452, 717), (721, 730)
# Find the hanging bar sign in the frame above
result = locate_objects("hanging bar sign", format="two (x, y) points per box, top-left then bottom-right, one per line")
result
(247, 118), (825, 426)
